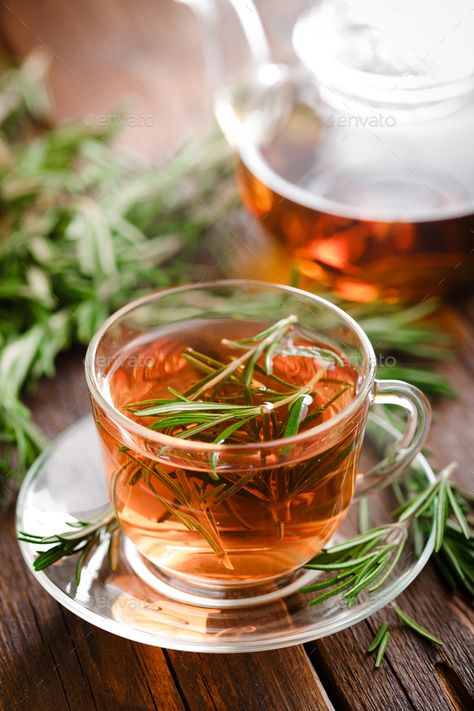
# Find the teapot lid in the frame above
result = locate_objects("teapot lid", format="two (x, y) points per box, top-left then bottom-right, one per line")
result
(292, 0), (474, 117)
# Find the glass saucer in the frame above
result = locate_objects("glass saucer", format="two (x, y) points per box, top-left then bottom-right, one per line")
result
(16, 413), (435, 653)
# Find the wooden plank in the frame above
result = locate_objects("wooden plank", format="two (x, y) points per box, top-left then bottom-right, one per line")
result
(165, 648), (333, 711)
(308, 564), (474, 711)
(0, 508), (185, 711)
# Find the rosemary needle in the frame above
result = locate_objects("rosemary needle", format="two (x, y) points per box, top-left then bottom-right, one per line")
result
(367, 622), (389, 652)
(393, 606), (443, 646)
(375, 630), (391, 668)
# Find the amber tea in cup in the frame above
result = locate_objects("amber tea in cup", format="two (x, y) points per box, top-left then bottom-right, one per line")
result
(86, 281), (430, 598)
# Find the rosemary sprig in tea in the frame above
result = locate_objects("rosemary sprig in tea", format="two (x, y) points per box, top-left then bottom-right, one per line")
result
(126, 315), (347, 444)
(117, 316), (353, 555)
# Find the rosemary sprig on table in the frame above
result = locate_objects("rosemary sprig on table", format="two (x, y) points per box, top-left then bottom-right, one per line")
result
(367, 607), (443, 668)
(18, 510), (120, 585)
(0, 53), (235, 496)
(301, 463), (473, 667)
(302, 464), (472, 606)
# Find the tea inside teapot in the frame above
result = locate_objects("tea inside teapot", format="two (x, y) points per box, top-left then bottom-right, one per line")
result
(184, 0), (474, 301)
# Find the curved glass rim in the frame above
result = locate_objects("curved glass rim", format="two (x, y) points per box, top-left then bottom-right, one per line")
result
(85, 279), (377, 454)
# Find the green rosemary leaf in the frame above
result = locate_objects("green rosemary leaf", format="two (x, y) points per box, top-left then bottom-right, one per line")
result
(264, 338), (281, 375)
(300, 575), (342, 593)
(394, 606), (443, 645)
(242, 342), (266, 389)
(213, 470), (259, 506)
(20, 510), (116, 574)
(122, 450), (185, 503)
(152, 493), (231, 567)
(446, 483), (470, 540)
(33, 543), (78, 571)
(167, 387), (193, 402)
(375, 630), (391, 668)
(253, 363), (300, 391)
(226, 316), (297, 346)
(75, 532), (100, 585)
(396, 482), (438, 522)
(132, 401), (245, 417)
(367, 622), (389, 652)
(435, 478), (449, 553)
(432, 553), (457, 591)
(412, 518), (425, 558)
(173, 414), (252, 440)
(276, 345), (344, 368)
(214, 417), (253, 445)
(305, 550), (382, 571)
(358, 496), (370, 533)
(345, 552), (393, 600)
(369, 532), (407, 592)
(318, 526), (390, 555)
(413, 484), (442, 519)
(308, 578), (354, 605)
(440, 540), (474, 594)
(283, 394), (312, 438)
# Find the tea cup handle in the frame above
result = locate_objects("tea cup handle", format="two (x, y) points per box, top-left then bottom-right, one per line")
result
(354, 379), (431, 498)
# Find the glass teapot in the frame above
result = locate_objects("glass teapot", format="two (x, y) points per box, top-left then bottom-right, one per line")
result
(181, 0), (474, 301)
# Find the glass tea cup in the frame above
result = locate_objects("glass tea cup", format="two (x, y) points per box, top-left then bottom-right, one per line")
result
(85, 280), (430, 600)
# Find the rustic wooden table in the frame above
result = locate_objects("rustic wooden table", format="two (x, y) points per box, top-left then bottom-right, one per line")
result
(0, 2), (473, 709)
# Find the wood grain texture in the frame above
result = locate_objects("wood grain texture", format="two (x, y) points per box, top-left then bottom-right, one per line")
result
(164, 648), (334, 711)
(0, 1), (473, 710)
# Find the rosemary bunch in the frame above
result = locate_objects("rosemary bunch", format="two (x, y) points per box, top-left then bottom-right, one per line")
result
(0, 53), (235, 496)
(303, 463), (473, 666)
